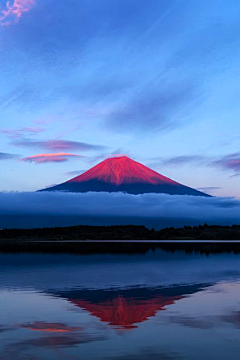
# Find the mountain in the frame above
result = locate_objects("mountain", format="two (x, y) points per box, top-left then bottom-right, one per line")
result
(41, 156), (210, 196)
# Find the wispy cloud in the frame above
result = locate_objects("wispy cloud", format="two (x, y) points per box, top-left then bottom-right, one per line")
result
(230, 173), (240, 178)
(105, 82), (198, 133)
(197, 187), (221, 192)
(86, 148), (132, 165)
(160, 155), (206, 167)
(2, 126), (44, 139)
(13, 139), (107, 152)
(0, 152), (19, 160)
(21, 153), (83, 164)
(0, 0), (35, 26)
(65, 170), (86, 176)
(211, 153), (240, 175)
(146, 155), (207, 170)
(149, 153), (240, 177)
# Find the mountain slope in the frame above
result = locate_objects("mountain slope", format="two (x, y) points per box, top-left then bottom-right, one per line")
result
(41, 156), (210, 196)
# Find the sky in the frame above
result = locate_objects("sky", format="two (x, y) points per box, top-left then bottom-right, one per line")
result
(1, 0), (240, 197)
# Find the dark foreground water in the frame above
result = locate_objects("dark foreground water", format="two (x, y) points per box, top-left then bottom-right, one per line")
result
(1, 247), (240, 359)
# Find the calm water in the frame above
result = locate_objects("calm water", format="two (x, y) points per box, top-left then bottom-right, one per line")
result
(1, 248), (240, 359)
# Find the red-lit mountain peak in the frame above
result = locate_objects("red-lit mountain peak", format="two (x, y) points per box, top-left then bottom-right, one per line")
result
(42, 155), (210, 196)
(68, 156), (177, 186)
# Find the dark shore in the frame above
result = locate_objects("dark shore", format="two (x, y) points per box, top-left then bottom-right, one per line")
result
(1, 224), (240, 254)
(2, 223), (240, 241)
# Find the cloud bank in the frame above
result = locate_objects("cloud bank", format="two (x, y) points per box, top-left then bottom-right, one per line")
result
(1, 192), (240, 227)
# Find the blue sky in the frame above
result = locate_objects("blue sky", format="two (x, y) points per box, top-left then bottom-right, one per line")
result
(1, 0), (240, 197)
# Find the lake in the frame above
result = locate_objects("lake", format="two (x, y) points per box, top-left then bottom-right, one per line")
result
(1, 246), (240, 359)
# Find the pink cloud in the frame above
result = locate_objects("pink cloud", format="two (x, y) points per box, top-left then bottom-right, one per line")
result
(21, 153), (83, 164)
(0, 0), (35, 26)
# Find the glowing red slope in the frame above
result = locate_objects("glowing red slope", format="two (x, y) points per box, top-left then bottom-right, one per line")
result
(68, 156), (178, 186)
(42, 156), (209, 196)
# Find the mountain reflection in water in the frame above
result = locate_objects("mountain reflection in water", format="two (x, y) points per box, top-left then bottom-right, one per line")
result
(51, 284), (209, 329)
(1, 248), (240, 359)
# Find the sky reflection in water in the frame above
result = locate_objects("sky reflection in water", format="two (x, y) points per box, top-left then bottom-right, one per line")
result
(1, 248), (240, 359)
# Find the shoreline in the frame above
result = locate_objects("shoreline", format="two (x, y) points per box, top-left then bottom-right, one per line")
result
(2, 239), (240, 243)
(1, 239), (240, 255)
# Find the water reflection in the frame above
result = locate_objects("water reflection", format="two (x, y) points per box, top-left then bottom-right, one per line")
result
(1, 249), (240, 359)
(19, 322), (82, 333)
(51, 284), (209, 329)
